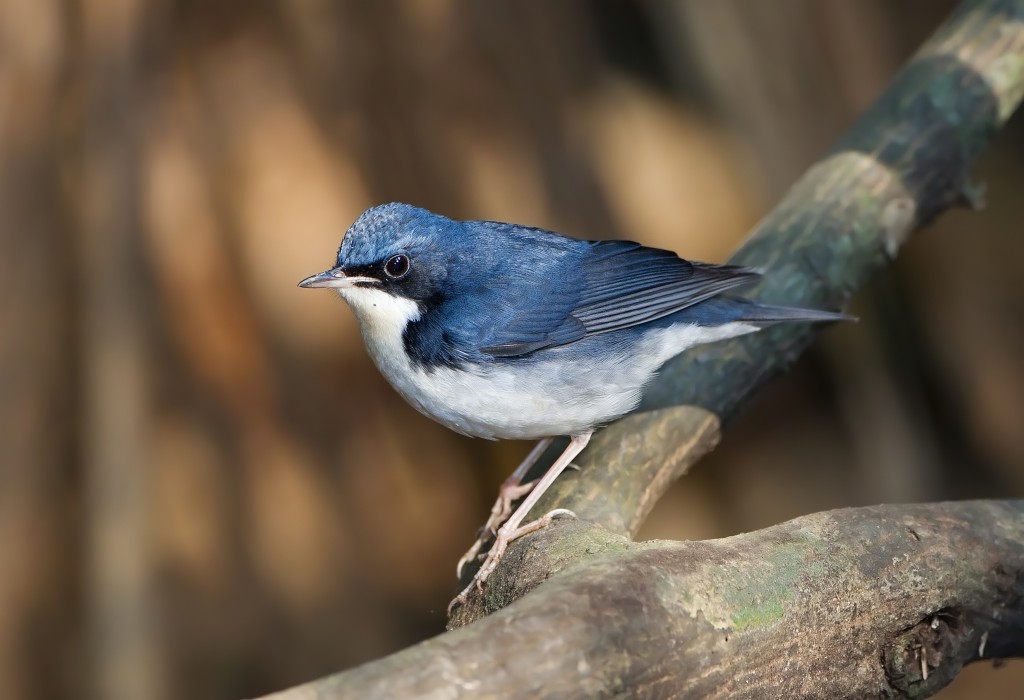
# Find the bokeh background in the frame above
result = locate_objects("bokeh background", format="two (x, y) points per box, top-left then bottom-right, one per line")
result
(2, 1), (1023, 698)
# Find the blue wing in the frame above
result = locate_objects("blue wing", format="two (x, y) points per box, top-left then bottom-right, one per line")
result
(475, 236), (760, 357)
(571, 241), (760, 334)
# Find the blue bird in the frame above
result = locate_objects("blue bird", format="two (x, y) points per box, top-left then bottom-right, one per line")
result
(299, 202), (849, 609)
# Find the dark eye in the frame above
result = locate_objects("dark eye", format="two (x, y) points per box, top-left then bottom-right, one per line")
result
(383, 253), (410, 279)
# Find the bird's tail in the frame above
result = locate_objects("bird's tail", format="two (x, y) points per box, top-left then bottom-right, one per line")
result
(724, 296), (856, 325)
(729, 298), (856, 325)
(659, 295), (855, 328)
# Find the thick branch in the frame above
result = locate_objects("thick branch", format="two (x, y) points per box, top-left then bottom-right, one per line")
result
(261, 502), (1024, 699)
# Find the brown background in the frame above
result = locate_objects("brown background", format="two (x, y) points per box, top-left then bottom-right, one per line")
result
(1, 1), (1022, 698)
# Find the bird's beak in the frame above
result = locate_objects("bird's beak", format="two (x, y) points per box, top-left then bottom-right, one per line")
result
(298, 267), (377, 289)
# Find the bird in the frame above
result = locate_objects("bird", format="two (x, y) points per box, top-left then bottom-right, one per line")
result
(299, 202), (850, 611)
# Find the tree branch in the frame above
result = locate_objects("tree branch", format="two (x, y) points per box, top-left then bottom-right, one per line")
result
(261, 502), (1024, 699)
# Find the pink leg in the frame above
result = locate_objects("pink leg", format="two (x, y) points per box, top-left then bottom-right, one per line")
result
(456, 437), (553, 579)
(449, 432), (592, 613)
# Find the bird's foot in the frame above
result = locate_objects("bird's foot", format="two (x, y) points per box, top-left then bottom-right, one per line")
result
(489, 479), (538, 530)
(448, 508), (576, 615)
(455, 478), (537, 579)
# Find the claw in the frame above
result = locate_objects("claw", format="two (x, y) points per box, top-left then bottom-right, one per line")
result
(455, 478), (537, 579)
(448, 508), (578, 613)
(455, 535), (491, 580)
(489, 479), (536, 529)
(447, 585), (471, 616)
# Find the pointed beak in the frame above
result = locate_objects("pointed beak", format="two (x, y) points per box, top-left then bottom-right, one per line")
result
(298, 267), (377, 289)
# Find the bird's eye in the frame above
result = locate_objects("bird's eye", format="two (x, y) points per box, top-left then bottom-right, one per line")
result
(383, 253), (411, 279)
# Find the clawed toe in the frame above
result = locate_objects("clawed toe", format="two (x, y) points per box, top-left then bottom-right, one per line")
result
(448, 508), (578, 613)
(491, 479), (536, 523)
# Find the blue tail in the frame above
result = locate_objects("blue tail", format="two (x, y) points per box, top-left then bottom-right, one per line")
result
(664, 295), (854, 327)
(729, 297), (855, 325)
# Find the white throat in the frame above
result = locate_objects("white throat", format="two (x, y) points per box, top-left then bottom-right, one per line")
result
(337, 285), (420, 354)
(335, 285), (426, 400)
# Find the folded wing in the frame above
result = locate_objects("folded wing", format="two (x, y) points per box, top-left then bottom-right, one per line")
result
(479, 238), (760, 357)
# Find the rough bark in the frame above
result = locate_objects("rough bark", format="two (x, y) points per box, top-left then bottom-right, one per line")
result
(262, 502), (1024, 699)
(259, 0), (1024, 697)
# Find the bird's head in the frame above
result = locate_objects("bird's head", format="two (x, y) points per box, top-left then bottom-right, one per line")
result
(299, 202), (470, 332)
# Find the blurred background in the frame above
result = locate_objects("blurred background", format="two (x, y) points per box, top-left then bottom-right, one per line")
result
(2, 0), (1023, 698)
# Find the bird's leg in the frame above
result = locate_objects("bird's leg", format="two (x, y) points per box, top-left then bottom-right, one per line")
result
(449, 432), (592, 613)
(473, 432), (591, 584)
(487, 436), (555, 530)
(455, 437), (553, 579)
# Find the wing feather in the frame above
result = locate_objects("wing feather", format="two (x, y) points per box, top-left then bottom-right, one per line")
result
(570, 241), (760, 334)
(476, 235), (759, 358)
